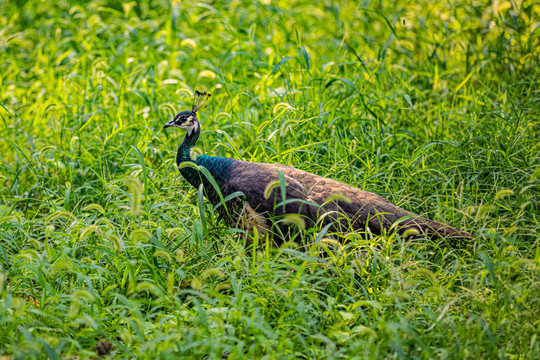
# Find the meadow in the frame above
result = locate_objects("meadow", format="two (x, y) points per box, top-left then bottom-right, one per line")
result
(0, 0), (539, 358)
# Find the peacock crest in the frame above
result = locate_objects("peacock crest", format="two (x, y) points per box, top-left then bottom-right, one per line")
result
(192, 90), (211, 113)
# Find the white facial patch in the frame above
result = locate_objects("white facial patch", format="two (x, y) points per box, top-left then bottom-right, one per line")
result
(184, 116), (198, 136)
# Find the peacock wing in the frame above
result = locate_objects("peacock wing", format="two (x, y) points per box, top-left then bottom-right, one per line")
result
(273, 166), (418, 235)
(223, 161), (471, 239)
(224, 161), (319, 226)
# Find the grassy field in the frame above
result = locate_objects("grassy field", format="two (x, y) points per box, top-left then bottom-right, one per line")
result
(0, 0), (539, 358)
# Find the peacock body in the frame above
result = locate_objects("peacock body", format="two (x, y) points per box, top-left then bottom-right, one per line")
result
(164, 92), (472, 241)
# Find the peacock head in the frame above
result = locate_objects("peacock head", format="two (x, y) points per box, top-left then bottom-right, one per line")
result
(163, 90), (211, 135)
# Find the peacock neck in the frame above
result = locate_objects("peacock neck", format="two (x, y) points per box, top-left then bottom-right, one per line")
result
(176, 123), (200, 166)
(177, 122), (202, 188)
(175, 121), (234, 198)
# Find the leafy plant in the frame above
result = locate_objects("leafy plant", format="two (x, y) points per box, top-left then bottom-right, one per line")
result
(0, 0), (538, 358)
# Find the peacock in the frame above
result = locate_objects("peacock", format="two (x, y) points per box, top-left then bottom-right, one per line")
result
(163, 91), (472, 241)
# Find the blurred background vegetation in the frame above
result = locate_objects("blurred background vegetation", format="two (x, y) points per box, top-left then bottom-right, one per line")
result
(0, 0), (538, 358)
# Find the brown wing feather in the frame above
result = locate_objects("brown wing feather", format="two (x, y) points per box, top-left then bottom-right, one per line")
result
(224, 160), (472, 239)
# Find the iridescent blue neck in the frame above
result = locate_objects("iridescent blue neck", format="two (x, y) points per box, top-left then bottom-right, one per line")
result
(177, 123), (202, 188)
(175, 121), (234, 199)
(176, 124), (200, 165)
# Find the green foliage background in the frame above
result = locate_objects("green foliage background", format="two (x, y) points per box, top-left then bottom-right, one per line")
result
(0, 0), (539, 358)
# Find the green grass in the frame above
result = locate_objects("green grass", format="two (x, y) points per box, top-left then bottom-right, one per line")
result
(0, 0), (539, 358)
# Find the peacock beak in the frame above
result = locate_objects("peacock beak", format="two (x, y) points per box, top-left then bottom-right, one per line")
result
(163, 119), (176, 129)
